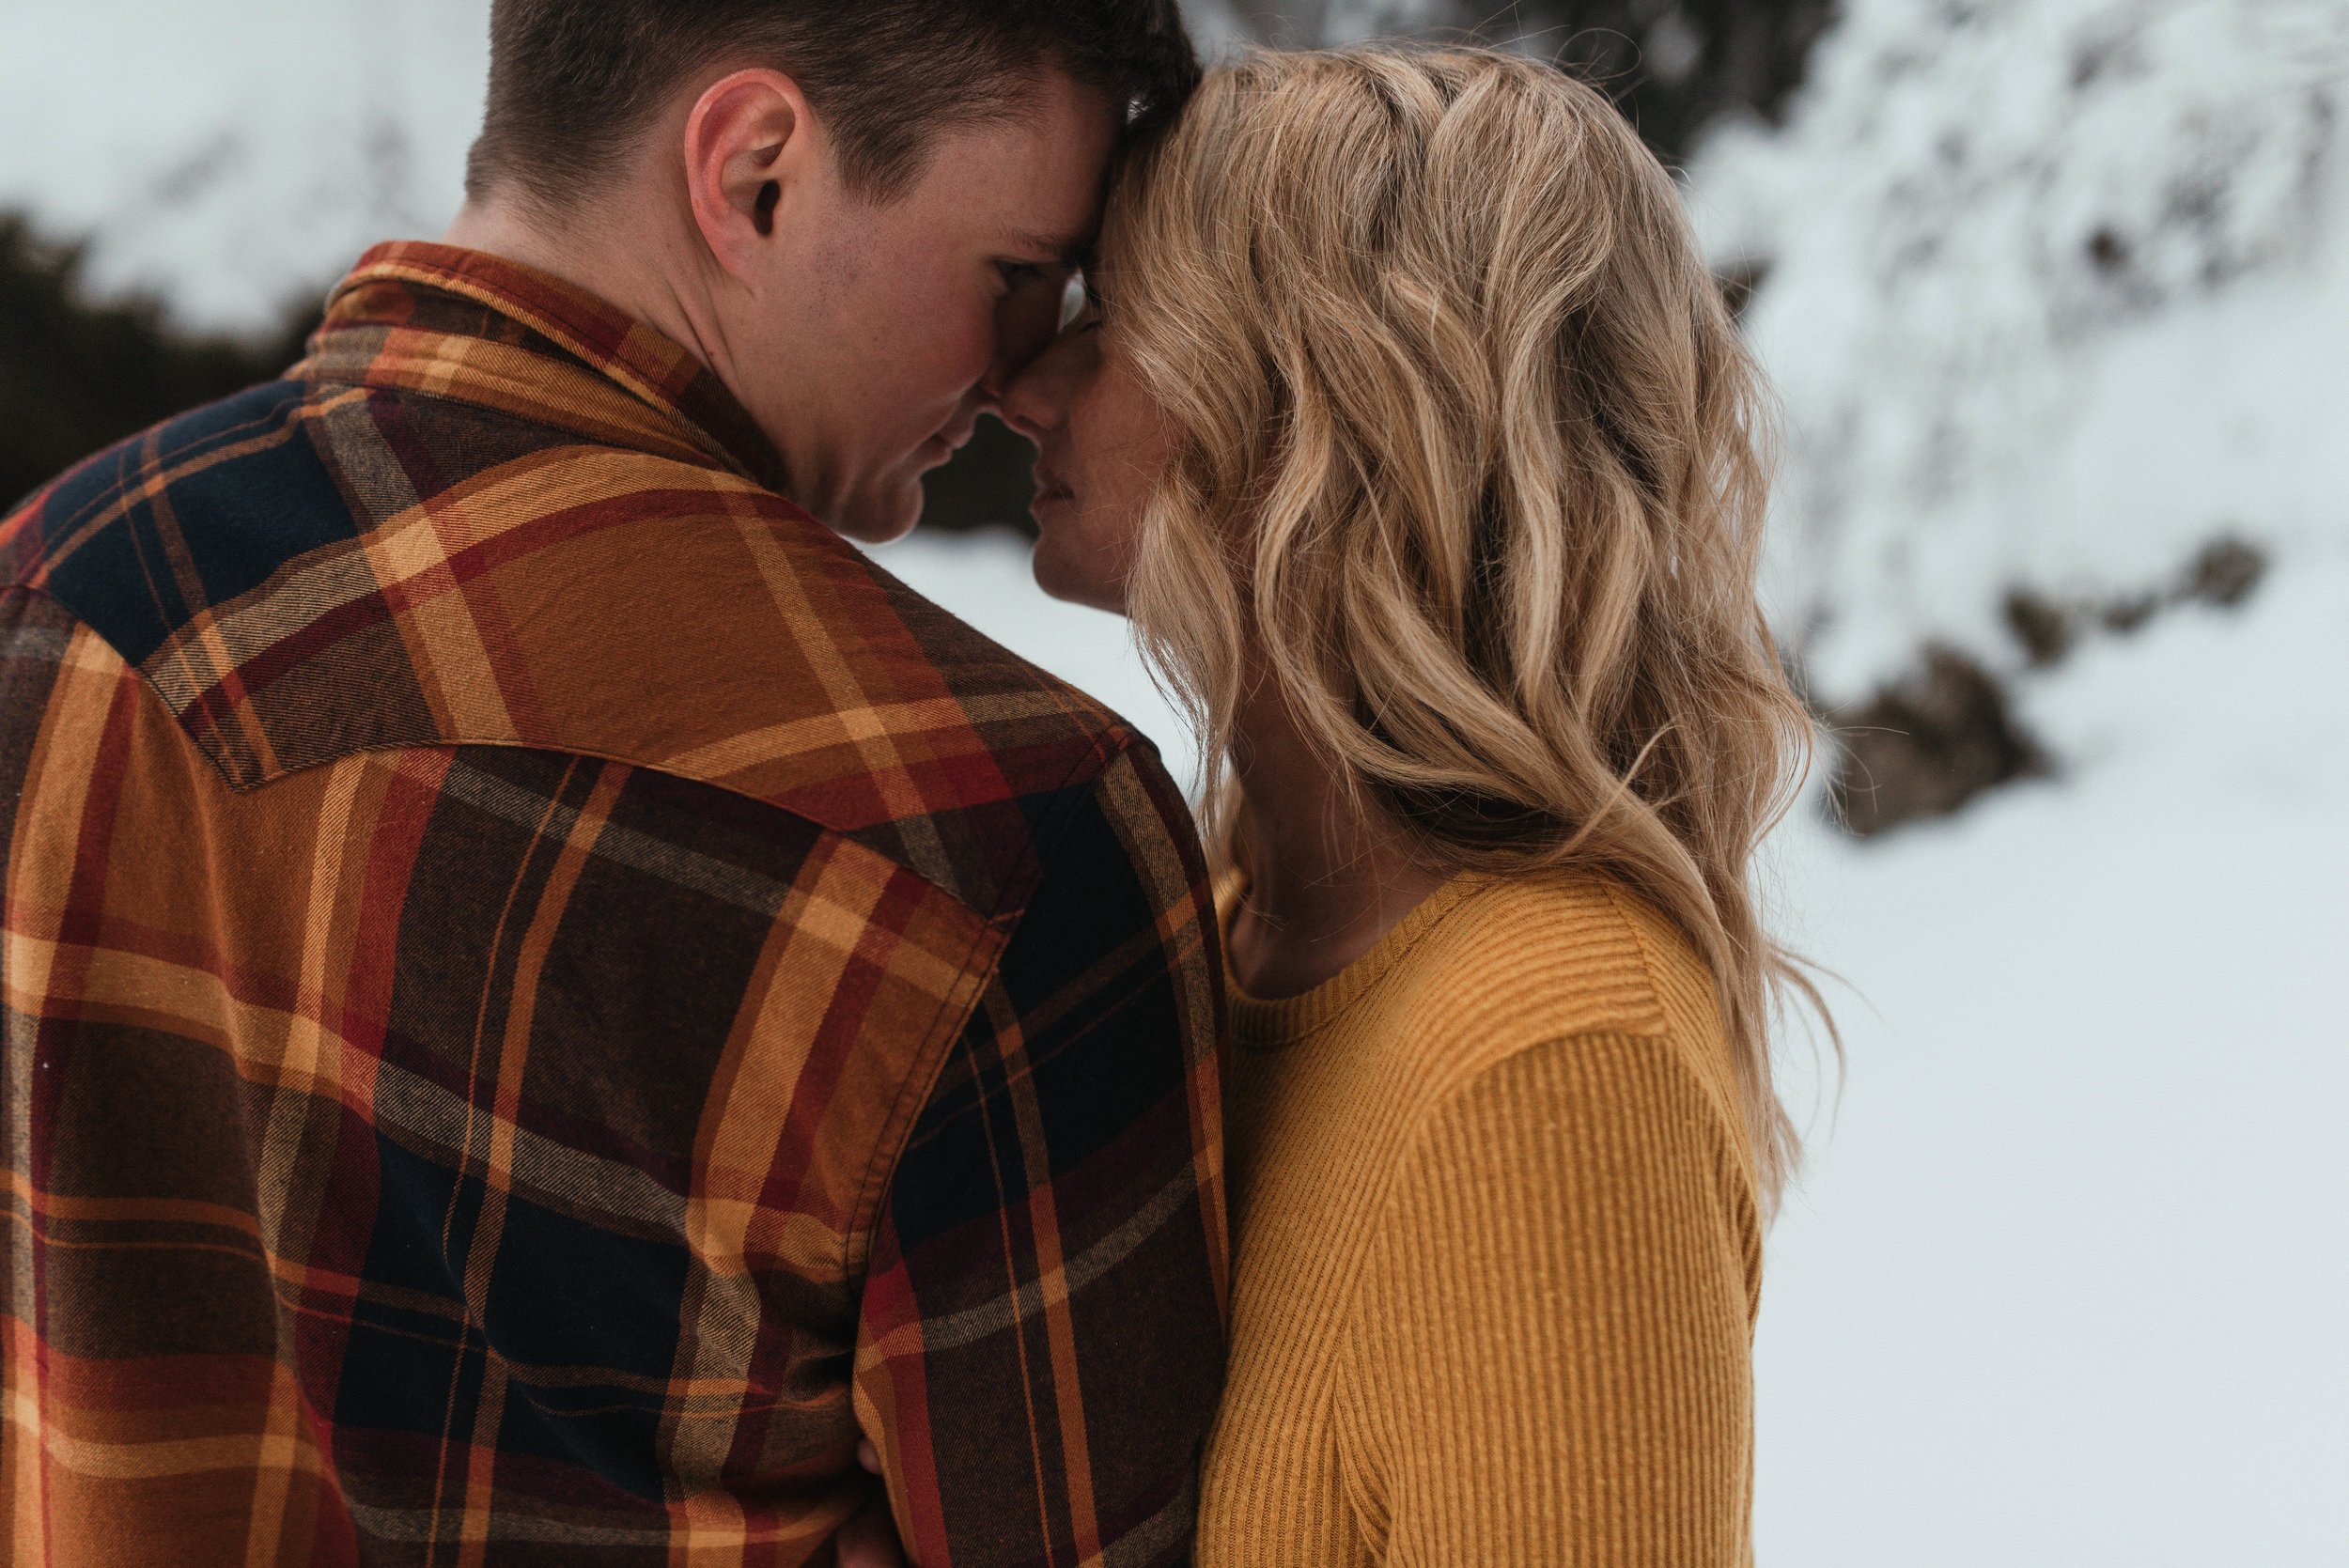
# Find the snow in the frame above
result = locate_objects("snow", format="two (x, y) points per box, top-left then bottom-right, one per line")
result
(5, 0), (2346, 1560)
(860, 528), (1201, 794)
(1675, 17), (2349, 1545)
(0, 0), (489, 333)
(1750, 558), (2349, 1563)
(1685, 0), (2349, 703)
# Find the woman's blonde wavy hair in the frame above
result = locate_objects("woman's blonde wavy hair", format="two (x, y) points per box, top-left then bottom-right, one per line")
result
(1102, 45), (1825, 1204)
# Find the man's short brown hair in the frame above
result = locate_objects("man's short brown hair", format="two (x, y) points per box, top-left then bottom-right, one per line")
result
(465, 0), (1199, 215)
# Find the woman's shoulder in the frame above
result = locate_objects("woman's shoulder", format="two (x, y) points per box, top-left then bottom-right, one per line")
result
(1344, 871), (1766, 1338)
(1377, 870), (1748, 1145)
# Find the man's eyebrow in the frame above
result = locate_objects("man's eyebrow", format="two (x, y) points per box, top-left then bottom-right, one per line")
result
(1002, 227), (1092, 267)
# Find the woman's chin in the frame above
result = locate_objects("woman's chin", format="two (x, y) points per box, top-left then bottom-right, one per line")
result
(1028, 533), (1128, 616)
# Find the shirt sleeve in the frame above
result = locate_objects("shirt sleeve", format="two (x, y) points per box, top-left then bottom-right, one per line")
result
(1336, 1031), (1761, 1566)
(852, 738), (1230, 1568)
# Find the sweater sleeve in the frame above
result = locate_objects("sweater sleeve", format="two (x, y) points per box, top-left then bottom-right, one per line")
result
(1333, 1030), (1760, 1566)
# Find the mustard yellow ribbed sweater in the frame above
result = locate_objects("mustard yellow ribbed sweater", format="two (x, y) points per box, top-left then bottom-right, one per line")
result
(1195, 872), (1762, 1566)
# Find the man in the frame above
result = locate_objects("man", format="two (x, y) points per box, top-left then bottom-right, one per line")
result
(0, 4), (1224, 1564)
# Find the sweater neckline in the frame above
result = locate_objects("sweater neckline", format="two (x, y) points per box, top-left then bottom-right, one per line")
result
(1224, 874), (1486, 1051)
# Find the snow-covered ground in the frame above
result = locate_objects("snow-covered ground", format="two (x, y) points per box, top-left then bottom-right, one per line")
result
(1750, 567), (2349, 1563)
(1700, 4), (2349, 1555)
(5, 0), (2344, 1560)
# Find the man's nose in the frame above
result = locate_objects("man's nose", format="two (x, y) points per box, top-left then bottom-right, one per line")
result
(982, 285), (1070, 406)
(996, 334), (1078, 442)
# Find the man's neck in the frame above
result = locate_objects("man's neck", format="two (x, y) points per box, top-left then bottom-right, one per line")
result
(440, 189), (729, 382)
(1226, 688), (1451, 1000)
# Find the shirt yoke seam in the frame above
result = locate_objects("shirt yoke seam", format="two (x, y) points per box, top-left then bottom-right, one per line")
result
(60, 568), (1140, 935)
(52, 573), (1134, 918)
(10, 583), (1146, 1285)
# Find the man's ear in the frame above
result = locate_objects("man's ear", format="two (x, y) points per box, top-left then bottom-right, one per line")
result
(683, 69), (818, 281)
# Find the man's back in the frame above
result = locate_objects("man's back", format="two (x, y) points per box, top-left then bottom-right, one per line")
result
(0, 244), (1226, 1565)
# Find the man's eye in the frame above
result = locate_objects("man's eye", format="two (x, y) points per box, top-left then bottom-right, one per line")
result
(997, 261), (1047, 290)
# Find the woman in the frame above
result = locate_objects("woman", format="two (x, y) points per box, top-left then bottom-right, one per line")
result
(862, 43), (1825, 1565)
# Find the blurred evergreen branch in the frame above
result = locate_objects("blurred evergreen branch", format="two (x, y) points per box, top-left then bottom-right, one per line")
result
(0, 214), (319, 514)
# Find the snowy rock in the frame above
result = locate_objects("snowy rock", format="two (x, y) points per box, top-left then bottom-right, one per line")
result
(1686, 0), (2349, 704)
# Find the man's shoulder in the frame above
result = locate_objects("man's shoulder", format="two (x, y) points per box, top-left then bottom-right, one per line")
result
(694, 514), (1180, 914)
(1, 378), (346, 663)
(0, 377), (1173, 918)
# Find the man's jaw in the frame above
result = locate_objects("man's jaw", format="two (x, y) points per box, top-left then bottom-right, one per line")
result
(830, 418), (984, 543)
(917, 417), (980, 469)
(832, 469), (928, 545)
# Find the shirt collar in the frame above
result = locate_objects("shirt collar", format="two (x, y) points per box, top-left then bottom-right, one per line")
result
(300, 241), (792, 495)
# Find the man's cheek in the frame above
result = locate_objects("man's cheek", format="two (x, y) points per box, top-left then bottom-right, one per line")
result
(998, 290), (1064, 373)
(928, 303), (1002, 391)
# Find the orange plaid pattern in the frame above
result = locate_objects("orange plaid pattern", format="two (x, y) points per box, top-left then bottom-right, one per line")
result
(0, 245), (1227, 1566)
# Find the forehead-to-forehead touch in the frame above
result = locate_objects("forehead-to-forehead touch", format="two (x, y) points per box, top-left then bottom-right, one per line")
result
(466, 0), (1200, 214)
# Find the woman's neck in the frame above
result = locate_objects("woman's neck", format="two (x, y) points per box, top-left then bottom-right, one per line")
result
(1225, 691), (1452, 1000)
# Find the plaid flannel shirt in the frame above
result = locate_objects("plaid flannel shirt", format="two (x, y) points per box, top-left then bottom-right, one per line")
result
(0, 243), (1228, 1566)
